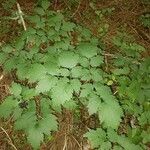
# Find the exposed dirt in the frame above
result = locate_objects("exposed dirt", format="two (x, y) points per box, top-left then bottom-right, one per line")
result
(0, 0), (150, 149)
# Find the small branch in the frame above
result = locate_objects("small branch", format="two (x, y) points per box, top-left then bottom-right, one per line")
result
(104, 54), (108, 72)
(1, 127), (18, 150)
(16, 2), (27, 31)
(71, 135), (82, 150)
(71, 0), (82, 17)
(62, 134), (67, 150)
(0, 74), (4, 81)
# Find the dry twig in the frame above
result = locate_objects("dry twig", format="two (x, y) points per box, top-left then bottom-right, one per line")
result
(0, 127), (18, 150)
(16, 2), (27, 31)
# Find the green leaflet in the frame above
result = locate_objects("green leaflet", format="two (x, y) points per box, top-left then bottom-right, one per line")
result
(35, 75), (58, 94)
(21, 87), (36, 99)
(71, 66), (83, 78)
(27, 63), (47, 82)
(51, 79), (73, 106)
(34, 7), (45, 16)
(79, 56), (90, 67)
(10, 82), (22, 97)
(41, 0), (50, 10)
(90, 55), (103, 67)
(81, 68), (91, 81)
(40, 98), (51, 117)
(58, 51), (79, 68)
(61, 21), (76, 32)
(94, 83), (123, 129)
(113, 67), (130, 75)
(84, 128), (107, 149)
(80, 83), (93, 98)
(0, 52), (8, 64)
(87, 94), (101, 115)
(59, 68), (70, 77)
(3, 57), (17, 72)
(27, 126), (44, 149)
(38, 114), (58, 134)
(107, 129), (143, 150)
(2, 44), (14, 53)
(90, 68), (103, 82)
(77, 42), (98, 58)
(70, 79), (81, 93)
(44, 61), (59, 76)
(98, 101), (123, 129)
(63, 99), (77, 110)
(0, 96), (18, 118)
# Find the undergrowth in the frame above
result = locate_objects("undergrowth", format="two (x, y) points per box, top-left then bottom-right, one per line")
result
(0, 1), (150, 150)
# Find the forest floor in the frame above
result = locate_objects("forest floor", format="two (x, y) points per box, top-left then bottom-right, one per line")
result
(0, 0), (149, 149)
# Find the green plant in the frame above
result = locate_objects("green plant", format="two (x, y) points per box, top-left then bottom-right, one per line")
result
(0, 2), (123, 149)
(83, 32), (150, 150)
(140, 13), (150, 27)
(0, 2), (149, 150)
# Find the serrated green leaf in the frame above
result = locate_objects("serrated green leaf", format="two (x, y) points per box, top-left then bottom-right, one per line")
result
(90, 68), (103, 82)
(70, 79), (81, 93)
(0, 96), (18, 118)
(61, 21), (76, 31)
(16, 63), (29, 80)
(58, 51), (79, 68)
(100, 141), (112, 150)
(94, 83), (115, 102)
(87, 94), (101, 115)
(79, 56), (90, 67)
(2, 44), (13, 53)
(41, 0), (50, 10)
(35, 75), (58, 94)
(99, 101), (123, 129)
(27, 126), (44, 149)
(15, 38), (25, 50)
(15, 111), (37, 130)
(10, 82), (22, 97)
(107, 129), (143, 150)
(3, 57), (17, 72)
(113, 67), (130, 75)
(40, 98), (51, 117)
(80, 83), (93, 98)
(90, 55), (103, 67)
(63, 99), (77, 110)
(71, 66), (83, 78)
(141, 130), (150, 143)
(27, 63), (46, 82)
(35, 7), (45, 16)
(59, 68), (70, 77)
(28, 15), (41, 24)
(81, 68), (91, 81)
(77, 42), (97, 58)
(84, 128), (107, 148)
(44, 61), (59, 76)
(0, 52), (8, 64)
(39, 114), (58, 134)
(51, 80), (73, 105)
(21, 87), (36, 99)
